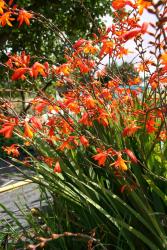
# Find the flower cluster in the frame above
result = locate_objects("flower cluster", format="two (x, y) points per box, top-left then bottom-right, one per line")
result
(0, 0), (33, 27)
(0, 0), (166, 176)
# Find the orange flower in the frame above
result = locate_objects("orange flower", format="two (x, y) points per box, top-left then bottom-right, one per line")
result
(123, 122), (140, 137)
(93, 152), (107, 166)
(59, 140), (73, 151)
(54, 161), (62, 173)
(117, 47), (129, 58)
(141, 22), (148, 34)
(67, 102), (80, 114)
(6, 51), (31, 69)
(0, 124), (15, 138)
(123, 148), (138, 164)
(112, 0), (134, 10)
(80, 135), (89, 147)
(8, 0), (14, 6)
(120, 183), (137, 193)
(92, 148), (112, 166)
(30, 62), (47, 78)
(112, 153), (128, 171)
(99, 40), (113, 57)
(24, 141), (31, 146)
(0, 0), (6, 14)
(73, 38), (86, 49)
(161, 52), (167, 65)
(0, 11), (14, 27)
(11, 67), (28, 80)
(24, 122), (34, 138)
(121, 22), (148, 41)
(159, 131), (167, 142)
(137, 0), (152, 15)
(42, 156), (54, 167)
(137, 60), (152, 72)
(112, 0), (126, 9)
(3, 144), (20, 157)
(17, 10), (33, 27)
(30, 116), (42, 130)
(146, 118), (157, 134)
(75, 59), (90, 73)
(53, 63), (71, 76)
(0, 118), (18, 138)
(32, 98), (48, 113)
(79, 112), (92, 126)
(97, 109), (109, 127)
(83, 43), (98, 54)
(84, 97), (96, 109)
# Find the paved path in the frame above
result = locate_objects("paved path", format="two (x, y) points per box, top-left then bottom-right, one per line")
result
(0, 159), (42, 231)
(0, 183), (41, 230)
(0, 158), (30, 187)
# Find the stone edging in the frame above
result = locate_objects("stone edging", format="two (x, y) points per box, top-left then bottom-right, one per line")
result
(0, 179), (33, 193)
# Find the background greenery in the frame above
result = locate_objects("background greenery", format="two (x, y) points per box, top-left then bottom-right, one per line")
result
(0, 0), (112, 62)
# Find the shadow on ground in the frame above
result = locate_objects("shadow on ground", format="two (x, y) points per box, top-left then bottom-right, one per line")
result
(0, 158), (34, 187)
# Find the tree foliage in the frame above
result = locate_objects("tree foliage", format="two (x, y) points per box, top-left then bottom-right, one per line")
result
(0, 0), (112, 109)
(0, 0), (112, 61)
